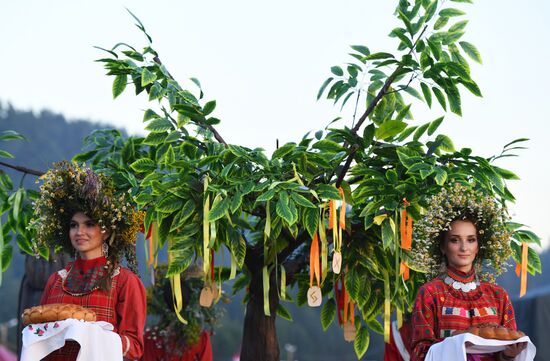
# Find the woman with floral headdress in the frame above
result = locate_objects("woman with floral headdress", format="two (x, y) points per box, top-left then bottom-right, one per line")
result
(32, 161), (147, 360)
(410, 183), (528, 361)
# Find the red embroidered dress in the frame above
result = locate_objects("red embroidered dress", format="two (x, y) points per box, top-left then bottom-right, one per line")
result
(40, 257), (147, 360)
(411, 266), (516, 361)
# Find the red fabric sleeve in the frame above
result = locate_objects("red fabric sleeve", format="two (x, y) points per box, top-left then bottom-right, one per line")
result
(411, 284), (441, 361)
(116, 269), (147, 360)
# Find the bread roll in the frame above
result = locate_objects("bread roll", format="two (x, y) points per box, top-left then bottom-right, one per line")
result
(21, 304), (97, 325)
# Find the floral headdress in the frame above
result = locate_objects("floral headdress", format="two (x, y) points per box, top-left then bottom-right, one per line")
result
(410, 182), (512, 282)
(31, 161), (143, 272)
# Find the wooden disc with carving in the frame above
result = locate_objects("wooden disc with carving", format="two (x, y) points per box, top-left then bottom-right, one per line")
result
(343, 320), (356, 342)
(332, 251), (342, 274)
(199, 286), (214, 307)
(307, 286), (322, 307)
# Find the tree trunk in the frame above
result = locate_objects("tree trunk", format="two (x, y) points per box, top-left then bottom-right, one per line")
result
(240, 268), (280, 361)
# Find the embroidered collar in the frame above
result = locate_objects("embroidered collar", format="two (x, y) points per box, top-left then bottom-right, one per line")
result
(63, 257), (108, 296)
(442, 266), (480, 293)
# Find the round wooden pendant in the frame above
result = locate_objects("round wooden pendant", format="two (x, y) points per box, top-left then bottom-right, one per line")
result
(332, 251), (342, 274)
(343, 320), (356, 342)
(307, 286), (322, 307)
(199, 286), (214, 307)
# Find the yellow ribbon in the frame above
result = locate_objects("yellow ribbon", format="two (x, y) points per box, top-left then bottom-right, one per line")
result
(384, 271), (390, 343)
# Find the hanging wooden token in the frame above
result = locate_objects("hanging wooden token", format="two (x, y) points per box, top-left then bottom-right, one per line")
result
(343, 320), (356, 342)
(307, 286), (322, 307)
(199, 286), (213, 307)
(210, 283), (219, 299)
(332, 251), (342, 274)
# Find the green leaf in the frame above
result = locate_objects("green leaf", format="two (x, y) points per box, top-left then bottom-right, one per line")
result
(433, 167), (448, 185)
(112, 74), (127, 99)
(317, 185), (341, 200)
(402, 86), (423, 101)
(366, 52), (395, 60)
(427, 116), (444, 135)
(1, 244), (13, 272)
(130, 158), (157, 173)
(156, 195), (184, 214)
(435, 134), (456, 152)
(290, 192), (316, 208)
(272, 143), (296, 159)
(449, 20), (469, 32)
(367, 318), (384, 334)
(257, 188), (277, 202)
(276, 303), (293, 321)
(459, 41), (482, 64)
(0, 150), (14, 159)
(276, 192), (294, 225)
(170, 200), (196, 231)
(320, 298), (336, 331)
(381, 219), (394, 249)
(351, 45), (370, 56)
(439, 8), (466, 17)
(451, 0), (473, 3)
(312, 139), (345, 153)
(354, 326), (370, 359)
(375, 120), (407, 140)
(363, 124), (375, 147)
(209, 196), (231, 222)
(331, 66), (344, 76)
(203, 100), (216, 116)
(420, 83), (432, 108)
(413, 123), (430, 141)
(434, 16), (449, 30)
(145, 117), (173, 133)
(0, 130), (24, 142)
(446, 86), (462, 116)
(432, 87), (447, 110)
(318, 77), (334, 100)
(230, 191), (243, 214)
(141, 68), (157, 86)
(303, 207), (319, 238)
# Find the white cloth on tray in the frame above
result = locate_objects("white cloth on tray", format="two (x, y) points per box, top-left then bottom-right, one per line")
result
(21, 318), (122, 361)
(425, 333), (536, 361)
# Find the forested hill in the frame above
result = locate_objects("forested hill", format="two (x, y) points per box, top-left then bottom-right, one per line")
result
(0, 103), (125, 182)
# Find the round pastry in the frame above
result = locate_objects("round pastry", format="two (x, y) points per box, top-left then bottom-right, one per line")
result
(467, 326), (480, 336)
(21, 304), (97, 325)
(494, 327), (510, 340)
(479, 327), (497, 339)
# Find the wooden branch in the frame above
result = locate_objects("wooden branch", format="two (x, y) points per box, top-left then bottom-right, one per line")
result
(153, 56), (227, 145)
(0, 161), (44, 177)
(334, 25), (429, 186)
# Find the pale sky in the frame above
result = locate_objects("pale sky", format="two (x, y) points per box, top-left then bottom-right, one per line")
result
(1, 1), (549, 249)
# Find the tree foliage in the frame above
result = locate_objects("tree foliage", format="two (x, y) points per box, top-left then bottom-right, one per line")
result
(0, 1), (542, 359)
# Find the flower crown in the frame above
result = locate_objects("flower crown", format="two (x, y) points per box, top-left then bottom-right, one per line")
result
(31, 161), (143, 270)
(410, 182), (512, 281)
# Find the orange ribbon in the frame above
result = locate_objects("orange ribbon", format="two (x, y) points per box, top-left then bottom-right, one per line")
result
(399, 261), (410, 281)
(338, 187), (346, 230)
(309, 233), (321, 288)
(400, 199), (413, 250)
(519, 242), (528, 297)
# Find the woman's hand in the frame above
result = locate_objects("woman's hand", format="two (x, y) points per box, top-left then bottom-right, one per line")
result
(500, 342), (527, 360)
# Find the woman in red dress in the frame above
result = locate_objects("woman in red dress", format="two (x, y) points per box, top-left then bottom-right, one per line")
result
(410, 184), (528, 361)
(32, 161), (147, 360)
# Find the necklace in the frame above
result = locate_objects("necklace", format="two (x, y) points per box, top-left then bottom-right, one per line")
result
(443, 275), (480, 293)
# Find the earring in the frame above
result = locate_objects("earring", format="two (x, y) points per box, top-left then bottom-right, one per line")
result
(102, 243), (109, 257)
